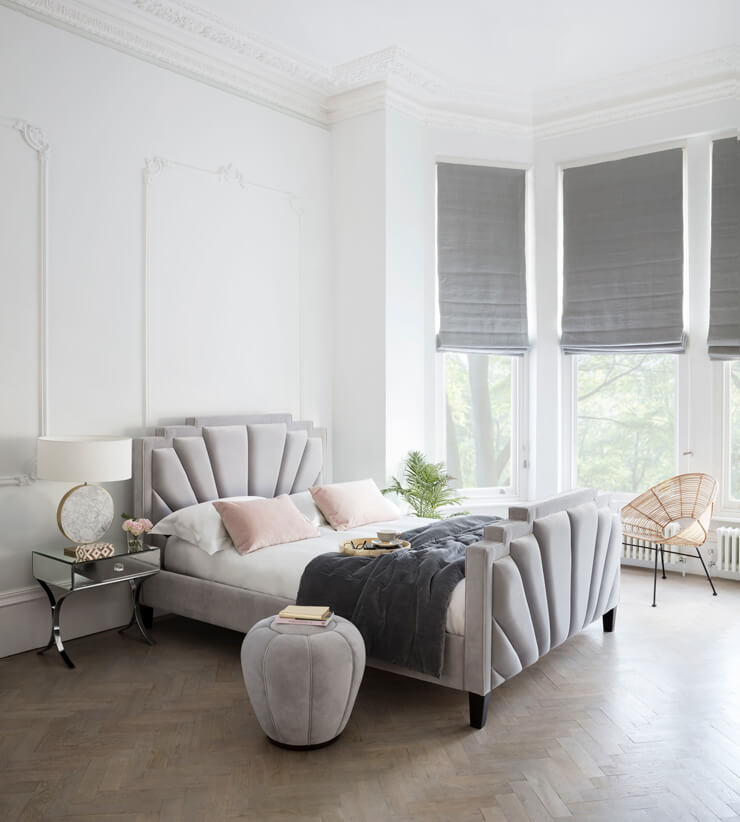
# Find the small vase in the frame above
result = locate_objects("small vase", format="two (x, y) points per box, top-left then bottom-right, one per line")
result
(127, 535), (144, 553)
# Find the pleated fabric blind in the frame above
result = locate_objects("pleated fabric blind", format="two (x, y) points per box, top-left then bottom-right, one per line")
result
(561, 148), (686, 355)
(436, 163), (528, 354)
(708, 136), (740, 360)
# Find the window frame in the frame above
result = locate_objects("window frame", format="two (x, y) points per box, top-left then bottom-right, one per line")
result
(559, 140), (688, 502)
(437, 351), (527, 500)
(566, 352), (681, 503)
(433, 156), (532, 502)
(720, 361), (740, 513)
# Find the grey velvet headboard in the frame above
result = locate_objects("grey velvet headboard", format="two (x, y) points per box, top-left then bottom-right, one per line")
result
(133, 413), (326, 526)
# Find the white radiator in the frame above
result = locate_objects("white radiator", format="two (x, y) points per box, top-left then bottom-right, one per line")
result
(716, 527), (740, 573)
(622, 522), (681, 564)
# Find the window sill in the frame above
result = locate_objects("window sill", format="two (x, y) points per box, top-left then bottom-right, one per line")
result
(446, 497), (520, 518)
(711, 514), (740, 528)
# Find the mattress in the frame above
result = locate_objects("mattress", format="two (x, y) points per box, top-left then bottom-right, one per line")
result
(164, 514), (467, 635)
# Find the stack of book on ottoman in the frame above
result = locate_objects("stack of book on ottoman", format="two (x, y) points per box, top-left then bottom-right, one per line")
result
(274, 605), (332, 627)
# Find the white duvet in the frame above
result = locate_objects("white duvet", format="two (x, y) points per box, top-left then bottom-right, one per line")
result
(164, 515), (467, 635)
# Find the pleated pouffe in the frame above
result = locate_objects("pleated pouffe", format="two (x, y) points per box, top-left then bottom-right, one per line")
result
(241, 615), (365, 749)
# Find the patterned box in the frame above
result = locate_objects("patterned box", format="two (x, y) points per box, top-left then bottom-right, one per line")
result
(64, 542), (116, 561)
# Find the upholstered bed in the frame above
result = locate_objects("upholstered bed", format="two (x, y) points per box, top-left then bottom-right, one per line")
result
(134, 414), (621, 729)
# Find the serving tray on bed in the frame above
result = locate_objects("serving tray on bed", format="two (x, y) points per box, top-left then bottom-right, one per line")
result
(339, 538), (410, 557)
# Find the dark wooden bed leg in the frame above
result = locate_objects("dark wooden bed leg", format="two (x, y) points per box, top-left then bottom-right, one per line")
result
(469, 691), (491, 729)
(140, 604), (154, 630)
(602, 607), (617, 633)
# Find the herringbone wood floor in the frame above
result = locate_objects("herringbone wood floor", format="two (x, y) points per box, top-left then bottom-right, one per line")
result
(1, 567), (739, 822)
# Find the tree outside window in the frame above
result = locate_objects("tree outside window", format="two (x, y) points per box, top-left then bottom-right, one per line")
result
(575, 354), (677, 494)
(444, 353), (513, 490)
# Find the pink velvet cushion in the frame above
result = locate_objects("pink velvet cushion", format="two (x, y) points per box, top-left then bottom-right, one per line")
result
(309, 479), (401, 531)
(213, 495), (320, 555)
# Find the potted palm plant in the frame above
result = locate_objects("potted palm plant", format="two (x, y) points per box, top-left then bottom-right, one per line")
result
(383, 451), (466, 519)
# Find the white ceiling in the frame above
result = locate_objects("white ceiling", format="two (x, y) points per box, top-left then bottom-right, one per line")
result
(194, 0), (739, 97)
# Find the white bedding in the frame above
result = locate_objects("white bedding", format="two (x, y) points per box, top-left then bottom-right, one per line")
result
(163, 515), (467, 635)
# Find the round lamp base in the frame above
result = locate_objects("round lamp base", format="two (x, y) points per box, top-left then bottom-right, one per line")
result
(57, 483), (114, 544)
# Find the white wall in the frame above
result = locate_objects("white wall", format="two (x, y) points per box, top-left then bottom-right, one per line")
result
(0, 6), (331, 658)
(385, 110), (428, 476)
(331, 110), (387, 484)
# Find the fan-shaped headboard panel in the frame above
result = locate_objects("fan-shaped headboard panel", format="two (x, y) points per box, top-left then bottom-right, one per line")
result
(133, 414), (326, 526)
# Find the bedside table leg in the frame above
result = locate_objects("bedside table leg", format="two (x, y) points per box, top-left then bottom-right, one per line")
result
(119, 578), (156, 646)
(36, 581), (75, 669)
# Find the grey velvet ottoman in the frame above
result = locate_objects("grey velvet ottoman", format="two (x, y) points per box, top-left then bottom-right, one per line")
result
(241, 615), (365, 749)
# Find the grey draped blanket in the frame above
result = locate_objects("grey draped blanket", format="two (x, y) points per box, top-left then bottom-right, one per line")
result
(296, 515), (500, 677)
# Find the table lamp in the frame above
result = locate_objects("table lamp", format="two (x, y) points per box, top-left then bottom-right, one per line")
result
(37, 436), (132, 544)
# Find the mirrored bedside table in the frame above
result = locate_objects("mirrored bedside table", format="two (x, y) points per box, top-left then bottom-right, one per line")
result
(32, 544), (161, 669)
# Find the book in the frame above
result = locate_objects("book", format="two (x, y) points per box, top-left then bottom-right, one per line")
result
(273, 617), (332, 627)
(278, 605), (331, 621)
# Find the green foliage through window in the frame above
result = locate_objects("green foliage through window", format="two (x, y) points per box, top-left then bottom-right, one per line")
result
(444, 353), (513, 489)
(576, 354), (676, 494)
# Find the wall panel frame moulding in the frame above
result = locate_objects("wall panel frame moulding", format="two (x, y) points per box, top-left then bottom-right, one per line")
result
(142, 156), (305, 427)
(0, 117), (48, 487)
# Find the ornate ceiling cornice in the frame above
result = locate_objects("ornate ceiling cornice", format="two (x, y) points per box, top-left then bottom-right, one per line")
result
(535, 45), (739, 138)
(1, 0), (737, 137)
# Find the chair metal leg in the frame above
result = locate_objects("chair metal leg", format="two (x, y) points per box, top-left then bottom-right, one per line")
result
(660, 544), (666, 579)
(695, 547), (718, 597)
(652, 544), (659, 607)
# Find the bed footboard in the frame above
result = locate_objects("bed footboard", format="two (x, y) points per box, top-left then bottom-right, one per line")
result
(464, 489), (621, 729)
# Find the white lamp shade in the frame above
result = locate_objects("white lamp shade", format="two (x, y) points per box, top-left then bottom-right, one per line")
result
(37, 436), (132, 483)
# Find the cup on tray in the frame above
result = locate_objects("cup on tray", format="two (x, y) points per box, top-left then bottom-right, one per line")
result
(377, 529), (401, 543)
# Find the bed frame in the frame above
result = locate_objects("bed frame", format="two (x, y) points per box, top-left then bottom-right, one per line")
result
(134, 414), (620, 729)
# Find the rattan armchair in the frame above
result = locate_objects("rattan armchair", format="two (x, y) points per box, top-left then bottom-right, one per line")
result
(621, 473), (719, 606)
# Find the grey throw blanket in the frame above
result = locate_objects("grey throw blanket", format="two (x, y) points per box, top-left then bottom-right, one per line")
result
(296, 515), (500, 677)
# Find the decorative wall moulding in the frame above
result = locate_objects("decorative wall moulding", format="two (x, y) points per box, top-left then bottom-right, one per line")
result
(0, 117), (48, 489)
(0, 474), (34, 487)
(141, 156), (304, 427)
(1, 0), (737, 136)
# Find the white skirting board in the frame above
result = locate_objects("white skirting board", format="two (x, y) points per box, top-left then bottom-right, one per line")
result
(621, 552), (740, 582)
(0, 583), (132, 660)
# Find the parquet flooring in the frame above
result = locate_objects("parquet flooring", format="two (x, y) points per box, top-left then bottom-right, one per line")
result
(1, 567), (739, 821)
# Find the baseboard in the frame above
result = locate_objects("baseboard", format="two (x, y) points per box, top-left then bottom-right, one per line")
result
(0, 582), (133, 659)
(0, 584), (45, 608)
(621, 557), (740, 582)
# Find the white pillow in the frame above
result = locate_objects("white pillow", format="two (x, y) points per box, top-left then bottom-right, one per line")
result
(289, 490), (329, 527)
(150, 496), (262, 555)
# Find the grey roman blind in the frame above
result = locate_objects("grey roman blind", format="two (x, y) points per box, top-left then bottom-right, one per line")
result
(561, 148), (686, 355)
(436, 163), (528, 354)
(708, 136), (740, 360)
